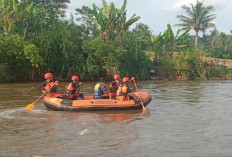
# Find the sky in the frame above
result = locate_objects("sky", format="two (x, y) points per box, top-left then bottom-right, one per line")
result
(66, 0), (232, 35)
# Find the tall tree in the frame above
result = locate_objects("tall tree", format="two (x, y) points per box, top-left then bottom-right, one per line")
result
(25, 0), (70, 18)
(175, 0), (216, 48)
(132, 23), (153, 51)
(75, 5), (97, 38)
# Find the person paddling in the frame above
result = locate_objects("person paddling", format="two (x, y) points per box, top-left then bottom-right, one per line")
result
(117, 77), (134, 100)
(109, 74), (120, 99)
(94, 77), (109, 99)
(65, 75), (83, 100)
(37, 73), (59, 97)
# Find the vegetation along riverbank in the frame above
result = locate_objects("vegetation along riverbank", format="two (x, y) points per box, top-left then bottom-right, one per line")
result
(0, 0), (232, 83)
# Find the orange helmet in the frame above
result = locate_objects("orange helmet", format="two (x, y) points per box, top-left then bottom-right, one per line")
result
(71, 75), (79, 81)
(122, 77), (130, 83)
(44, 73), (53, 79)
(113, 74), (120, 80)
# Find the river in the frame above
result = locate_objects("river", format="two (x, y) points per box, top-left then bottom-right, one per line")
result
(0, 80), (232, 157)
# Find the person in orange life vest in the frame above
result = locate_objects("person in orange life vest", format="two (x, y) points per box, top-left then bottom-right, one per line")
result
(109, 74), (120, 99)
(37, 73), (59, 96)
(65, 75), (83, 100)
(117, 77), (134, 100)
(94, 77), (109, 99)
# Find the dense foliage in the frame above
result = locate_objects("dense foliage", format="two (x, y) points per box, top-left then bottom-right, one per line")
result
(150, 0), (232, 80)
(199, 30), (232, 59)
(0, 0), (231, 82)
(0, 0), (151, 82)
(151, 24), (232, 80)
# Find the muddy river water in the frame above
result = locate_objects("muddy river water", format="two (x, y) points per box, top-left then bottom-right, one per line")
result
(0, 80), (232, 157)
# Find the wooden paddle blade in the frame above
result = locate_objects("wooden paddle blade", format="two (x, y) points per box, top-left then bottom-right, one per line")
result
(142, 104), (146, 110)
(24, 102), (35, 110)
(141, 106), (146, 116)
(24, 93), (46, 110)
(28, 103), (35, 110)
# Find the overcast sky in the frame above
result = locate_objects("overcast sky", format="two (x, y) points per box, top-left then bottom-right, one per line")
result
(67, 0), (232, 35)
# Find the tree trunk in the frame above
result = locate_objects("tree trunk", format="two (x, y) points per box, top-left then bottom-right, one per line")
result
(195, 30), (198, 49)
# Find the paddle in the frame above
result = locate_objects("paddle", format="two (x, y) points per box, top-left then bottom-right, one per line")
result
(24, 92), (46, 110)
(24, 82), (57, 110)
(131, 77), (146, 110)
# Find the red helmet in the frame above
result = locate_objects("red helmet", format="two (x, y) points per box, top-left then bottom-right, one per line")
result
(71, 75), (79, 81)
(44, 73), (53, 79)
(113, 74), (120, 80)
(122, 77), (130, 83)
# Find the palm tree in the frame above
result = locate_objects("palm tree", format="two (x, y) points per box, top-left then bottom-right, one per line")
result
(175, 0), (216, 49)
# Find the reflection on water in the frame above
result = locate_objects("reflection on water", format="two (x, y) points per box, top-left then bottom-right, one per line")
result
(1, 81), (232, 156)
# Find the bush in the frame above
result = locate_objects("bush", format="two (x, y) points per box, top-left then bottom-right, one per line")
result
(207, 66), (232, 79)
(159, 57), (175, 80)
(158, 51), (205, 80)
(0, 34), (44, 82)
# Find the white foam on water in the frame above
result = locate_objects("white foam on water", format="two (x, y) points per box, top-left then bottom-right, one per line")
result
(0, 108), (50, 121)
(0, 108), (23, 119)
(30, 109), (48, 114)
(23, 109), (52, 120)
(79, 127), (98, 135)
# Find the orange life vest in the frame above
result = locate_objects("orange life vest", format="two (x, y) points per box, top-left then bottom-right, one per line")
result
(44, 81), (58, 97)
(44, 82), (54, 90)
(117, 84), (128, 100)
(65, 82), (79, 95)
(66, 83), (75, 91)
(117, 85), (128, 94)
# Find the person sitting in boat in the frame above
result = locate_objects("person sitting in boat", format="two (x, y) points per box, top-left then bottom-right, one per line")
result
(117, 77), (133, 100)
(94, 77), (109, 99)
(109, 74), (120, 99)
(37, 73), (59, 97)
(65, 75), (83, 100)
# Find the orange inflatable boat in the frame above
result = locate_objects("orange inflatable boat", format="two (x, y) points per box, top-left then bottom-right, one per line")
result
(43, 92), (152, 111)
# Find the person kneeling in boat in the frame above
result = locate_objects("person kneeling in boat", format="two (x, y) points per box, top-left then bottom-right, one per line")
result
(117, 77), (134, 100)
(94, 77), (109, 99)
(37, 73), (59, 97)
(65, 75), (83, 100)
(109, 74), (120, 99)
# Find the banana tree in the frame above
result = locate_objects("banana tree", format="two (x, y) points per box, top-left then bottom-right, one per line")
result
(85, 0), (140, 43)
(0, 0), (34, 35)
(151, 24), (192, 58)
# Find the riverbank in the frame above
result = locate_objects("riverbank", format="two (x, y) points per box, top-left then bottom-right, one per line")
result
(149, 54), (232, 81)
